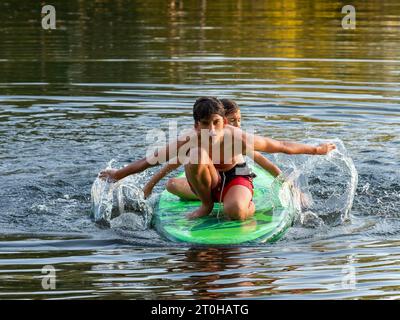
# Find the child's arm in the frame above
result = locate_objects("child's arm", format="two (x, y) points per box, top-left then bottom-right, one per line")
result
(253, 151), (282, 177)
(143, 162), (181, 199)
(99, 157), (151, 182)
(243, 131), (336, 155)
(99, 133), (194, 181)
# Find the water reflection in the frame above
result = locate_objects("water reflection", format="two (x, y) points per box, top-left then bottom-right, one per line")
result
(179, 247), (256, 299)
(0, 236), (400, 299)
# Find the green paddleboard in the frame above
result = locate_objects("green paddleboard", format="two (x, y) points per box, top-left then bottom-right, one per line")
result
(153, 165), (296, 245)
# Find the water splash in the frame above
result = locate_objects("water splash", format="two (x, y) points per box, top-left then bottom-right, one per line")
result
(272, 138), (358, 228)
(91, 160), (152, 230)
(92, 139), (357, 236)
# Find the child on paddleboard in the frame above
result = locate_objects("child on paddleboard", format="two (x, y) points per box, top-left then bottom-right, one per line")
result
(141, 99), (282, 200)
(99, 97), (335, 221)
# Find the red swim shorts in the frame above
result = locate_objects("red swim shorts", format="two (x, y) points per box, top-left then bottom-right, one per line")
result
(212, 176), (254, 202)
(188, 176), (254, 203)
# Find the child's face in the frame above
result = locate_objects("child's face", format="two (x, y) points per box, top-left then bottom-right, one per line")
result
(226, 110), (241, 128)
(195, 114), (226, 141)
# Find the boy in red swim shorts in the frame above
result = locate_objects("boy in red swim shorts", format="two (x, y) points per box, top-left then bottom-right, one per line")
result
(100, 97), (335, 221)
(142, 99), (282, 211)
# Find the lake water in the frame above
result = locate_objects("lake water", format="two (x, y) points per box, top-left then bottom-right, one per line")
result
(0, 0), (399, 299)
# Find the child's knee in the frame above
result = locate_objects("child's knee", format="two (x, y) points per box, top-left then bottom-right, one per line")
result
(223, 201), (249, 221)
(166, 178), (178, 193)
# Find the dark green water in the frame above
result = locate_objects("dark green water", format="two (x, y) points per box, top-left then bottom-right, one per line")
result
(0, 0), (399, 299)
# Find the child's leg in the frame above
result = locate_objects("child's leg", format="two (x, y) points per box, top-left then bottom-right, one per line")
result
(166, 178), (198, 200)
(184, 147), (219, 219)
(223, 185), (254, 221)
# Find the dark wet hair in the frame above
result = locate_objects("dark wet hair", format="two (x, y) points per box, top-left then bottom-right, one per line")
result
(220, 99), (240, 116)
(193, 97), (225, 122)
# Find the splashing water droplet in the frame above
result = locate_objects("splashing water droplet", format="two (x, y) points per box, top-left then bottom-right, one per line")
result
(91, 160), (153, 230)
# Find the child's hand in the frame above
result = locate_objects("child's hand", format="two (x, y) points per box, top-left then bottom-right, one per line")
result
(99, 169), (119, 182)
(316, 143), (336, 155)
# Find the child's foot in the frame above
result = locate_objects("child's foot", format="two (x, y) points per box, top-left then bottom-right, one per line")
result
(186, 204), (213, 220)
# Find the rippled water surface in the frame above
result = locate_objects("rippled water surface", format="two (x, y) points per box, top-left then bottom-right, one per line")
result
(0, 0), (399, 299)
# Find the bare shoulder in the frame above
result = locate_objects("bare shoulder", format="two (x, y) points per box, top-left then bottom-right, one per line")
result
(225, 125), (243, 136)
(226, 125), (246, 143)
(224, 124), (237, 133)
